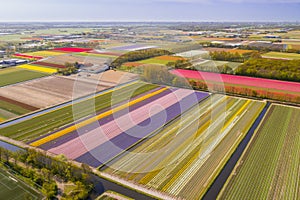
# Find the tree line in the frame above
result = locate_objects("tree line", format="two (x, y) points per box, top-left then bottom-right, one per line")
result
(111, 48), (171, 68)
(209, 51), (245, 62)
(57, 62), (79, 76)
(0, 147), (94, 200)
(236, 58), (300, 82)
(188, 79), (300, 103)
(142, 64), (190, 88)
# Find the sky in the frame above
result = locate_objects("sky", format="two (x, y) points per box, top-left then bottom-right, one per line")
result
(0, 0), (299, 22)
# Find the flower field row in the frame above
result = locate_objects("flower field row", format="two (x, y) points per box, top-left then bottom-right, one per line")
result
(88, 50), (123, 56)
(0, 82), (159, 142)
(103, 95), (266, 199)
(35, 88), (208, 167)
(172, 69), (300, 94)
(76, 52), (118, 59)
(139, 56), (184, 65)
(110, 44), (157, 51)
(0, 67), (48, 87)
(155, 55), (186, 61)
(17, 64), (57, 74)
(204, 47), (254, 55)
(38, 87), (172, 150)
(122, 55), (187, 68)
(0, 94), (38, 124)
(13, 53), (43, 60)
(53, 47), (93, 53)
(262, 51), (300, 60)
(25, 50), (67, 57)
(218, 104), (300, 200)
(30, 87), (169, 147)
(123, 62), (143, 67)
(0, 95), (38, 112)
(32, 61), (66, 69)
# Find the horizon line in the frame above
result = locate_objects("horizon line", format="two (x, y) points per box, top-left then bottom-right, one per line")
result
(0, 20), (299, 23)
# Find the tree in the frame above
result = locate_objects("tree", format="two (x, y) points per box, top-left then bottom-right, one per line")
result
(57, 63), (78, 76)
(41, 168), (51, 182)
(111, 48), (172, 68)
(43, 182), (58, 200)
(250, 51), (262, 59)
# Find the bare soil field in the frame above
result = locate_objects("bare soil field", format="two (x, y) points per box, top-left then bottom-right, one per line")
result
(44, 54), (111, 65)
(0, 96), (38, 111)
(79, 70), (138, 85)
(0, 76), (107, 108)
(0, 70), (138, 109)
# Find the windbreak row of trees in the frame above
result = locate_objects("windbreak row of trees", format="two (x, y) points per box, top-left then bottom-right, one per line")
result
(0, 147), (94, 200)
(57, 62), (79, 76)
(189, 79), (300, 103)
(166, 59), (193, 69)
(111, 48), (171, 68)
(200, 41), (297, 53)
(195, 64), (234, 74)
(142, 65), (190, 88)
(236, 58), (300, 82)
(167, 59), (235, 74)
(209, 51), (245, 62)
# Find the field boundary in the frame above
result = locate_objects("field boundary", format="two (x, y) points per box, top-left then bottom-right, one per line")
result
(201, 101), (270, 199)
(216, 102), (273, 199)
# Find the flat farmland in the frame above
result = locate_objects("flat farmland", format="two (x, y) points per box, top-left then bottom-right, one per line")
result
(0, 96), (34, 122)
(25, 50), (67, 57)
(53, 47), (92, 53)
(123, 55), (186, 67)
(0, 67), (48, 87)
(175, 50), (209, 58)
(219, 104), (300, 200)
(288, 44), (300, 50)
(44, 54), (87, 64)
(96, 191), (134, 200)
(32, 61), (66, 69)
(76, 52), (118, 59)
(194, 60), (242, 70)
(204, 48), (253, 55)
(0, 109), (18, 122)
(172, 69), (300, 103)
(279, 30), (300, 39)
(89, 50), (123, 56)
(17, 64), (58, 74)
(0, 82), (159, 142)
(33, 88), (208, 168)
(172, 69), (300, 93)
(44, 54), (111, 66)
(78, 70), (138, 85)
(262, 51), (300, 60)
(137, 59), (170, 65)
(104, 95), (265, 200)
(0, 70), (137, 122)
(109, 44), (157, 51)
(0, 71), (129, 109)
(13, 53), (43, 60)
(0, 167), (44, 200)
